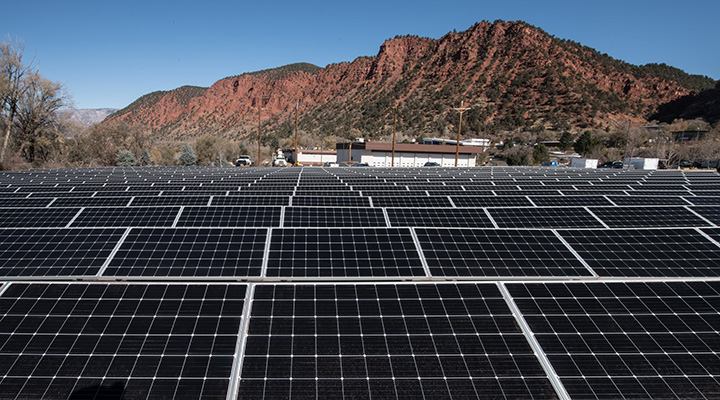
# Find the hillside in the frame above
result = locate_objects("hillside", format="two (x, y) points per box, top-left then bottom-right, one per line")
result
(651, 81), (720, 124)
(105, 20), (715, 142)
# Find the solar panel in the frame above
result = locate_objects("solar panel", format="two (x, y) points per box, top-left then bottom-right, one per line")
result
(588, 206), (712, 228)
(0, 282), (246, 399)
(2, 166), (720, 399)
(558, 228), (720, 277)
(283, 207), (386, 227)
(606, 195), (691, 206)
(175, 206), (281, 227)
(238, 283), (558, 399)
(0, 207), (81, 228)
(506, 281), (720, 400)
(265, 228), (425, 278)
(386, 208), (494, 228)
(290, 196), (371, 207)
(528, 196), (613, 207)
(690, 206), (720, 225)
(0, 228), (126, 277)
(49, 197), (133, 207)
(450, 196), (533, 208)
(0, 198), (53, 208)
(415, 228), (592, 277)
(69, 206), (181, 228)
(129, 196), (211, 206)
(370, 196), (452, 208)
(211, 196), (289, 206)
(487, 207), (605, 229)
(103, 228), (266, 277)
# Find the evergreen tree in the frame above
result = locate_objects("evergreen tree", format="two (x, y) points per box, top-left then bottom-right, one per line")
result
(115, 150), (136, 167)
(559, 131), (574, 151)
(574, 131), (602, 156)
(139, 149), (152, 166)
(178, 143), (196, 166)
(533, 143), (550, 164)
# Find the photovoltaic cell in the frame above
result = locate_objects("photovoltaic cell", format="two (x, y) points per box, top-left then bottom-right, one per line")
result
(415, 228), (592, 277)
(0, 282), (246, 399)
(238, 283), (557, 399)
(507, 281), (720, 400)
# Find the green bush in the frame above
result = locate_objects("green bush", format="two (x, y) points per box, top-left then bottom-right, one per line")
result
(115, 150), (136, 167)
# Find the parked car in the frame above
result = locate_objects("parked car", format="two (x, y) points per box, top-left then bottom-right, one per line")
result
(323, 162), (339, 167)
(597, 161), (623, 169)
(423, 162), (441, 167)
(235, 155), (252, 166)
(679, 160), (692, 168)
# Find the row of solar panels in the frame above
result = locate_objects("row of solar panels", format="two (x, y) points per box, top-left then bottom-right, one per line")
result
(5, 171), (720, 182)
(0, 204), (719, 227)
(3, 194), (720, 209)
(1, 225), (720, 279)
(0, 280), (717, 399)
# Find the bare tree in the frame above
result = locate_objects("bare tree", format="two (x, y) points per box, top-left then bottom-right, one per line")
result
(0, 37), (33, 164)
(14, 71), (68, 163)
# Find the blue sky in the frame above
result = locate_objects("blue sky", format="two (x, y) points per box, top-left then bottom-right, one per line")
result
(3, 0), (718, 109)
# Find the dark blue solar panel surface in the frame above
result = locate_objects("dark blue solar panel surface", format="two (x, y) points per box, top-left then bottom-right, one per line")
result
(0, 166), (719, 399)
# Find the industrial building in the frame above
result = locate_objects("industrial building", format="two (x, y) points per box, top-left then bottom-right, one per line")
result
(284, 148), (337, 166)
(336, 141), (485, 167)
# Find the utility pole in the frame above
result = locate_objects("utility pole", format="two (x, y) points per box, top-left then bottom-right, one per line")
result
(251, 101), (266, 167)
(294, 101), (300, 166)
(623, 119), (631, 169)
(391, 106), (397, 167)
(453, 101), (471, 167)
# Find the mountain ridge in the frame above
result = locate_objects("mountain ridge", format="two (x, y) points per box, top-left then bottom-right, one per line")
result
(104, 20), (715, 142)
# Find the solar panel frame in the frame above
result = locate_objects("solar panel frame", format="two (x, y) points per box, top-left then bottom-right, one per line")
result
(102, 227), (267, 278)
(506, 280), (720, 400)
(415, 228), (593, 278)
(265, 228), (426, 278)
(237, 283), (559, 399)
(0, 282), (248, 399)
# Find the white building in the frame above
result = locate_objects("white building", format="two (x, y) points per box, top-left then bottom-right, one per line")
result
(285, 149), (337, 166)
(336, 142), (484, 167)
(422, 137), (491, 148)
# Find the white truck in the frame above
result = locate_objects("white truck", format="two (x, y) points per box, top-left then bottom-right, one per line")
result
(235, 155), (252, 167)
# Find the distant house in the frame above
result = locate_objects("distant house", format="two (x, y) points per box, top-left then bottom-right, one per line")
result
(672, 130), (708, 142)
(422, 137), (491, 148)
(336, 142), (484, 167)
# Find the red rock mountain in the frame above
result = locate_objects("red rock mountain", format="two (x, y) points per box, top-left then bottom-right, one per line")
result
(105, 20), (715, 141)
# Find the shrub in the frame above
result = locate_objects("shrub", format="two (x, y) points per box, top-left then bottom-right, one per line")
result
(116, 150), (136, 167)
(178, 143), (196, 166)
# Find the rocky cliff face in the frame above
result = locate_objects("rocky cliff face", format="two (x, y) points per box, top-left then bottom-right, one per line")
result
(105, 20), (715, 140)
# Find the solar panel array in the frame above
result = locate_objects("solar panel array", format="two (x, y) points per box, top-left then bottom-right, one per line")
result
(1, 166), (720, 399)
